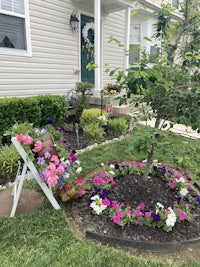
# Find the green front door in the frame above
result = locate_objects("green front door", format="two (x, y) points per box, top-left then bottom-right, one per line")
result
(81, 14), (94, 84)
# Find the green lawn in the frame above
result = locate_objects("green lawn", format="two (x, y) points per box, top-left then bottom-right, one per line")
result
(0, 128), (199, 267)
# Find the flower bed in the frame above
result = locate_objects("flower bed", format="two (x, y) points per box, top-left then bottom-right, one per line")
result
(86, 161), (200, 232)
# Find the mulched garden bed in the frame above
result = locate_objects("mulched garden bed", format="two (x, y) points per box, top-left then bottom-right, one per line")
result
(68, 171), (200, 245)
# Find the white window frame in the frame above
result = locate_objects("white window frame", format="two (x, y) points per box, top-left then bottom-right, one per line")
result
(0, 0), (32, 57)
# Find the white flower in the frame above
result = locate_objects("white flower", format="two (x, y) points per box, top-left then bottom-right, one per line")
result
(100, 163), (104, 166)
(109, 170), (115, 176)
(75, 160), (80, 165)
(109, 164), (115, 169)
(90, 195), (107, 215)
(76, 167), (82, 174)
(180, 188), (188, 197)
(178, 177), (185, 183)
(166, 207), (176, 227)
(63, 173), (70, 179)
(156, 202), (164, 209)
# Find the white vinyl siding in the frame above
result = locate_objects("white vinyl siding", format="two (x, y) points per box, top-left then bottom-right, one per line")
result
(103, 10), (126, 85)
(0, 1), (127, 97)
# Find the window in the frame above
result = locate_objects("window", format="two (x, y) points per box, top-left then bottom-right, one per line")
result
(129, 44), (140, 63)
(171, 0), (179, 9)
(130, 24), (141, 44)
(0, 0), (31, 56)
(149, 45), (159, 63)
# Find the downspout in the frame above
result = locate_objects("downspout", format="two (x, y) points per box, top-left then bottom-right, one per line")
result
(124, 7), (131, 69)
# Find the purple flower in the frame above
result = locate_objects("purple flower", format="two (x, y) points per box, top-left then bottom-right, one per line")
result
(114, 164), (120, 170)
(44, 151), (51, 159)
(40, 128), (47, 135)
(37, 157), (45, 165)
(197, 197), (200, 205)
(47, 118), (54, 125)
(152, 212), (160, 222)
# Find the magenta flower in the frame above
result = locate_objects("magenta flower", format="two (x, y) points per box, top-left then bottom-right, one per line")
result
(99, 172), (106, 178)
(70, 152), (76, 162)
(135, 209), (142, 217)
(170, 181), (176, 189)
(113, 216), (121, 224)
(134, 161), (144, 168)
(117, 210), (123, 217)
(178, 208), (188, 220)
(112, 201), (119, 209)
(75, 179), (85, 186)
(140, 203), (145, 210)
(145, 211), (152, 218)
(94, 176), (103, 185)
(102, 199), (111, 206)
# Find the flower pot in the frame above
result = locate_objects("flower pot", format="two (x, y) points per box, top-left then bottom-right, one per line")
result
(60, 185), (79, 202)
(38, 134), (58, 157)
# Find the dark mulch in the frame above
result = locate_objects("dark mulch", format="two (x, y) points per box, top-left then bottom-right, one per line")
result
(69, 171), (200, 243)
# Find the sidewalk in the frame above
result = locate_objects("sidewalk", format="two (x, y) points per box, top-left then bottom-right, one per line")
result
(138, 118), (200, 140)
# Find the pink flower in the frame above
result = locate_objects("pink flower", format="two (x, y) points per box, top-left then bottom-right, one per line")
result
(170, 181), (176, 189)
(75, 179), (85, 186)
(145, 211), (152, 218)
(127, 209), (132, 217)
(99, 172), (106, 178)
(32, 140), (43, 153)
(178, 208), (188, 220)
(140, 203), (145, 210)
(134, 161), (144, 168)
(102, 199), (111, 206)
(23, 135), (33, 145)
(117, 210), (123, 217)
(112, 201), (119, 209)
(56, 165), (65, 175)
(51, 155), (60, 165)
(47, 162), (56, 172)
(135, 209), (142, 217)
(94, 177), (103, 185)
(113, 216), (121, 224)
(16, 134), (24, 142)
(44, 170), (58, 187)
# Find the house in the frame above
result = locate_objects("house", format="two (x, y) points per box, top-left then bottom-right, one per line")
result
(0, 0), (134, 98)
(128, 0), (183, 65)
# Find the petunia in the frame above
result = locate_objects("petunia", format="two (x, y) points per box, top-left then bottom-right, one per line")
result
(140, 203), (145, 210)
(37, 157), (45, 165)
(32, 140), (43, 153)
(102, 199), (111, 207)
(170, 180), (176, 189)
(56, 165), (65, 175)
(16, 134), (24, 142)
(152, 212), (160, 222)
(23, 135), (33, 145)
(117, 210), (123, 217)
(135, 209), (142, 217)
(178, 208), (188, 220)
(112, 201), (119, 209)
(113, 216), (121, 224)
(51, 155), (60, 165)
(127, 209), (132, 217)
(145, 211), (152, 218)
(94, 177), (103, 185)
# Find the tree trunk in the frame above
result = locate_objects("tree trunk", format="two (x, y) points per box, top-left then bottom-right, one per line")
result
(143, 145), (154, 181)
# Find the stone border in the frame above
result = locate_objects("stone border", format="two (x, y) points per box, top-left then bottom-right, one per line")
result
(85, 230), (200, 252)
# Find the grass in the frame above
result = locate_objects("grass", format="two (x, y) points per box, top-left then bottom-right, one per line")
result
(0, 127), (200, 267)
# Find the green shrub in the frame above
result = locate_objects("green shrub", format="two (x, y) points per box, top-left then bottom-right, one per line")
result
(83, 123), (104, 143)
(37, 95), (68, 127)
(0, 97), (41, 137)
(108, 117), (128, 137)
(0, 144), (20, 182)
(80, 108), (108, 129)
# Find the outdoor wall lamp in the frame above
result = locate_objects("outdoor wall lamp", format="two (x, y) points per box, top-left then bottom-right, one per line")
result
(70, 13), (79, 32)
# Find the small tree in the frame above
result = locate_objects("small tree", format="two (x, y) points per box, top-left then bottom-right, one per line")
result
(112, 4), (200, 180)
